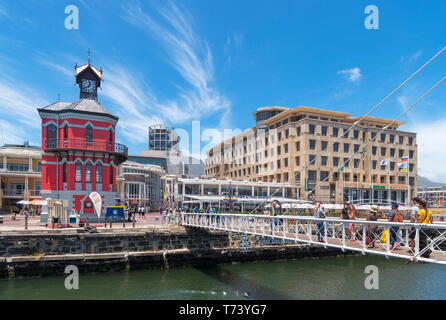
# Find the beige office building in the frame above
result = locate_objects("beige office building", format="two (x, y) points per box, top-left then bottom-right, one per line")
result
(0, 142), (42, 212)
(204, 106), (417, 204)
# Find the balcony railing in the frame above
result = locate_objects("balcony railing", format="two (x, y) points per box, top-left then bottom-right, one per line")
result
(45, 138), (128, 157)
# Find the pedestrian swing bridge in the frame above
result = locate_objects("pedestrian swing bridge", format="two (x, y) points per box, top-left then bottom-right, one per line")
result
(181, 213), (446, 265)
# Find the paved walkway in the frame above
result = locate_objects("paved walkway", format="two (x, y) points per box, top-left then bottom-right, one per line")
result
(0, 212), (177, 231)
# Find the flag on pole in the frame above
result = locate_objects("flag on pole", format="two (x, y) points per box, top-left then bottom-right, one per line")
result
(398, 162), (407, 172)
(360, 148), (367, 156)
(380, 159), (390, 166)
(401, 156), (408, 162)
(337, 166), (344, 172)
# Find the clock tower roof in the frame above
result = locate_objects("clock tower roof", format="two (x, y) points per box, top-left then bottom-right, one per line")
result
(75, 62), (102, 83)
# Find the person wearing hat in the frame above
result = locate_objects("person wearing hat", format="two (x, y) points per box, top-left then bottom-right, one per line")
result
(387, 202), (403, 250)
(366, 205), (381, 248)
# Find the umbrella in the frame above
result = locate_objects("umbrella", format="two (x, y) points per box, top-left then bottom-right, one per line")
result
(30, 199), (47, 206)
(17, 200), (30, 205)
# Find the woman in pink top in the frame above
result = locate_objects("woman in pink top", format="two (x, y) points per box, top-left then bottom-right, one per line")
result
(348, 204), (357, 241)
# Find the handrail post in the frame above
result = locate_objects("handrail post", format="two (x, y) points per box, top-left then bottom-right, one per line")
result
(295, 219), (299, 240)
(415, 226), (420, 257)
(386, 223), (391, 253)
(362, 223), (366, 252)
(342, 222), (346, 249)
(307, 220), (311, 243)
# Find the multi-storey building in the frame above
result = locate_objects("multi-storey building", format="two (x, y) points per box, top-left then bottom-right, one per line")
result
(37, 60), (128, 221)
(418, 187), (446, 208)
(0, 142), (42, 212)
(116, 160), (165, 210)
(148, 124), (179, 151)
(205, 106), (418, 204)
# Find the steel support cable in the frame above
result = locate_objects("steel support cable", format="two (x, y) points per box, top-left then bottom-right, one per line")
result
(304, 75), (446, 200)
(247, 46), (446, 214)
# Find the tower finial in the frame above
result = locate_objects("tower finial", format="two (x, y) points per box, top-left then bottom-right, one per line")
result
(58, 93), (60, 102)
(87, 48), (91, 64)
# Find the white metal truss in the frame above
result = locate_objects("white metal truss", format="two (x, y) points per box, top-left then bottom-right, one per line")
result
(181, 213), (446, 265)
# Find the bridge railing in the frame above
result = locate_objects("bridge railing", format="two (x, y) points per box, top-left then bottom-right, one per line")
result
(181, 212), (446, 265)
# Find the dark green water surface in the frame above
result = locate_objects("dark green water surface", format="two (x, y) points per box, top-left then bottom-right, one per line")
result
(1, 255), (445, 299)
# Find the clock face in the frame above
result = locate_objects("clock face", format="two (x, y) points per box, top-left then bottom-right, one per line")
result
(81, 79), (97, 93)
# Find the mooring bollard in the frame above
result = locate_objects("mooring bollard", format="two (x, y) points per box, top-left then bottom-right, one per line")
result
(25, 215), (28, 230)
(123, 218), (125, 228)
(110, 219), (112, 229)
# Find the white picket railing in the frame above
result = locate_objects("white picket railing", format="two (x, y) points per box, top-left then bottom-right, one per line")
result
(181, 212), (446, 265)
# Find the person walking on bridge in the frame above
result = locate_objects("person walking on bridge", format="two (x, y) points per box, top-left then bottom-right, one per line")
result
(314, 202), (325, 242)
(415, 200), (433, 258)
(387, 203), (404, 250)
(366, 205), (381, 248)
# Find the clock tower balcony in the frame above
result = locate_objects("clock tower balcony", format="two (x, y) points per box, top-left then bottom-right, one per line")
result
(44, 138), (128, 165)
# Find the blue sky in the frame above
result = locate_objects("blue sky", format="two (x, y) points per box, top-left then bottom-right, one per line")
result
(0, 0), (445, 181)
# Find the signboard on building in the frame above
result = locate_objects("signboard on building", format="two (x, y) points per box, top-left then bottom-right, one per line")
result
(106, 206), (125, 220)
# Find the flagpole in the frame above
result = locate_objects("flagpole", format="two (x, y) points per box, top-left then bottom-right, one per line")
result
(388, 159), (391, 204)
(370, 152), (373, 204)
(407, 157), (410, 204)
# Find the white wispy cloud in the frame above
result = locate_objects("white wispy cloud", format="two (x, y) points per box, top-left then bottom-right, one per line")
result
(406, 117), (446, 183)
(0, 73), (48, 146)
(121, 0), (231, 124)
(337, 67), (362, 82)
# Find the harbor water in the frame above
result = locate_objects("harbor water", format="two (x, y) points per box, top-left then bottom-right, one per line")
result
(0, 255), (445, 299)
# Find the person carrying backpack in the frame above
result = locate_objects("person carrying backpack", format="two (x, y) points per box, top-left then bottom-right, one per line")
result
(387, 202), (403, 250)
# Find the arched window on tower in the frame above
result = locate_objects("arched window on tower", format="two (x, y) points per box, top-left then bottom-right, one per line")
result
(86, 125), (93, 143)
(64, 125), (68, 141)
(63, 162), (67, 183)
(75, 162), (82, 183)
(96, 164), (102, 183)
(86, 163), (92, 183)
(109, 129), (113, 146)
(47, 124), (57, 148)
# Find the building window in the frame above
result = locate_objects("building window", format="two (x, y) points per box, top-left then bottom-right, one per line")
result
(344, 143), (349, 153)
(284, 144), (288, 153)
(321, 126), (327, 136)
(333, 142), (339, 152)
(399, 136), (404, 144)
(380, 134), (386, 142)
(390, 148), (395, 157)
(309, 124), (315, 134)
(109, 129), (113, 145)
(284, 158), (288, 167)
(399, 149), (404, 158)
(333, 157), (339, 167)
(332, 127), (339, 137)
(86, 164), (92, 183)
(389, 135), (395, 143)
(309, 155), (316, 164)
(381, 147), (386, 156)
(64, 125), (68, 140)
(372, 160), (377, 170)
(343, 128), (349, 138)
(86, 125), (93, 143)
(409, 150), (414, 159)
(320, 171), (329, 181)
(295, 156), (300, 166)
(63, 163), (67, 183)
(75, 162), (82, 183)
(321, 141), (328, 151)
(295, 141), (300, 151)
(354, 159), (359, 168)
(353, 130), (359, 139)
(344, 158), (350, 168)
(390, 162), (395, 171)
(408, 136), (413, 146)
(309, 140), (316, 150)
(321, 156), (327, 166)
(371, 132), (376, 139)
(354, 144), (359, 153)
(372, 146), (377, 156)
(308, 170), (316, 182)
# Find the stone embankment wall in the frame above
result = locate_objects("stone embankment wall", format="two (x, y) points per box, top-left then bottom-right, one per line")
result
(0, 226), (348, 278)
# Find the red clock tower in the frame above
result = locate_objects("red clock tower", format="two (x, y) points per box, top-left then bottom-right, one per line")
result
(37, 60), (128, 222)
